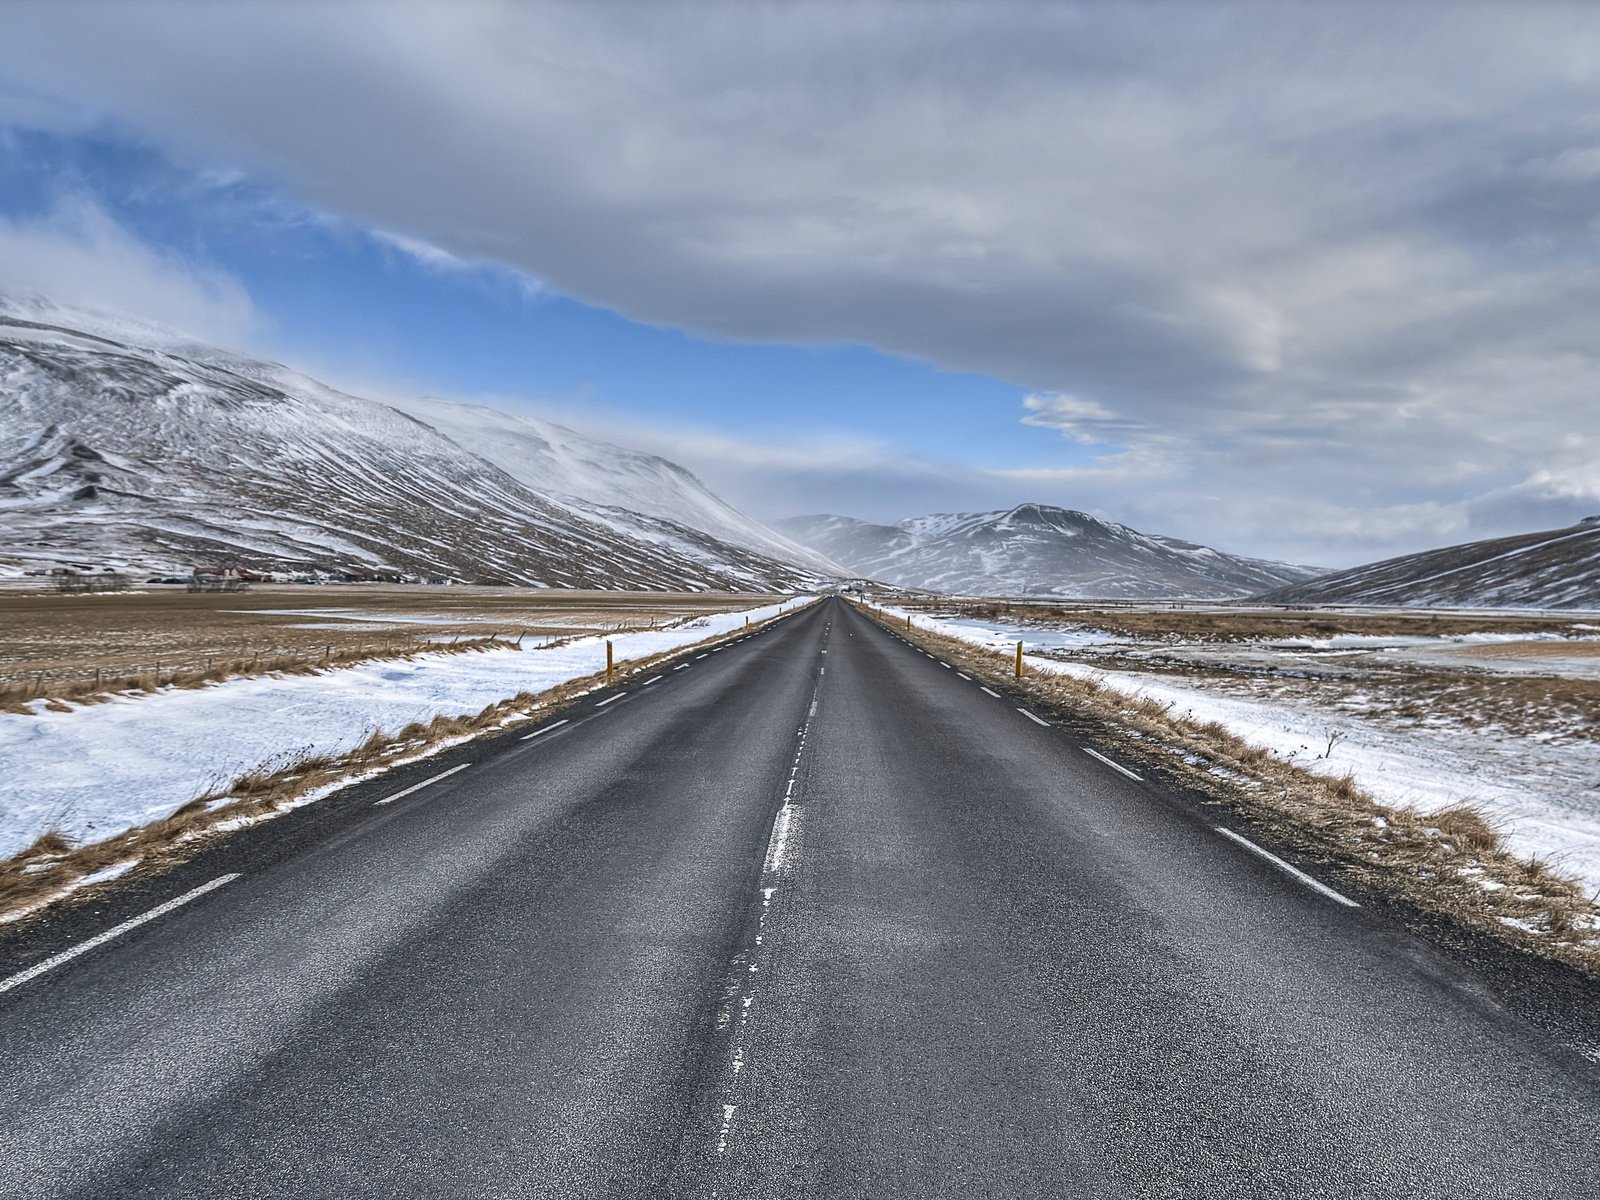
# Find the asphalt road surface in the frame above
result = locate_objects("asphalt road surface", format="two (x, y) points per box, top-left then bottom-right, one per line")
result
(1, 597), (1596, 1198)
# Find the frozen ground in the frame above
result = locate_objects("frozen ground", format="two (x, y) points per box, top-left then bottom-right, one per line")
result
(891, 606), (1600, 893)
(0, 598), (803, 860)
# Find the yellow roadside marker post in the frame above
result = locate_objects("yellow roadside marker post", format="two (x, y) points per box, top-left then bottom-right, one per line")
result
(606, 640), (615, 680)
(1015, 641), (1024, 678)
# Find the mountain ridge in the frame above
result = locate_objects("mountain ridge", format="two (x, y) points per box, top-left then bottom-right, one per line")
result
(0, 293), (836, 591)
(778, 505), (1318, 598)
(1257, 519), (1600, 609)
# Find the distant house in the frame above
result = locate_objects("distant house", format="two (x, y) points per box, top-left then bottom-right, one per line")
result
(53, 568), (130, 594)
(188, 566), (250, 593)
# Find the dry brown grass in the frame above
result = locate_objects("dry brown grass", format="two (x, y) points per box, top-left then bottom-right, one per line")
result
(0, 634), (531, 714)
(856, 602), (1600, 976)
(902, 597), (1595, 644)
(914, 598), (1600, 748)
(0, 583), (777, 709)
(0, 601), (813, 924)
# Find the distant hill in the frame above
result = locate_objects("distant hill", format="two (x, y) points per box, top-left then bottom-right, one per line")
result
(777, 504), (1318, 598)
(392, 395), (845, 579)
(0, 293), (837, 590)
(1258, 518), (1600, 609)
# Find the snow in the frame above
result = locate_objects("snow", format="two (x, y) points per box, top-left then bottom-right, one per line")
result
(888, 606), (1600, 892)
(0, 598), (807, 860)
(1, 291), (834, 591)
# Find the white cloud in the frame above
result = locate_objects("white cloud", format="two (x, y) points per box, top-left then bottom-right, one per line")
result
(1020, 393), (1149, 445)
(372, 229), (544, 298)
(3, 3), (1600, 560)
(0, 200), (255, 345)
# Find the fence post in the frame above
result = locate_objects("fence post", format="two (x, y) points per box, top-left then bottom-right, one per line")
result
(606, 640), (615, 680)
(1015, 641), (1024, 678)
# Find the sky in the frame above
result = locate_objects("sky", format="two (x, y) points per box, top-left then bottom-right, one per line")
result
(1, 2), (1598, 568)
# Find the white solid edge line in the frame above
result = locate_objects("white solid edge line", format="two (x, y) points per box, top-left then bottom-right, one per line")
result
(375, 762), (471, 805)
(1215, 827), (1361, 908)
(595, 694), (624, 706)
(1084, 747), (1144, 782)
(520, 719), (570, 741)
(981, 686), (1000, 698)
(1017, 708), (1050, 726)
(0, 873), (242, 995)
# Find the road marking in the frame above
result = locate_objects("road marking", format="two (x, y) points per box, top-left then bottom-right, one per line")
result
(1017, 708), (1050, 726)
(674, 663), (689, 670)
(595, 694), (625, 706)
(0, 873), (241, 995)
(1084, 747), (1143, 782)
(1215, 827), (1361, 907)
(709, 667), (820, 1165)
(981, 687), (1000, 697)
(642, 676), (662, 685)
(957, 673), (971, 680)
(941, 663), (952, 669)
(520, 719), (570, 741)
(695, 654), (710, 659)
(375, 762), (471, 805)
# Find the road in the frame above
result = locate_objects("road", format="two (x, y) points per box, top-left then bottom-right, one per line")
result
(0, 597), (1595, 1198)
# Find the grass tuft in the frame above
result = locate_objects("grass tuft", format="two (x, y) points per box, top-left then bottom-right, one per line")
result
(856, 601), (1600, 977)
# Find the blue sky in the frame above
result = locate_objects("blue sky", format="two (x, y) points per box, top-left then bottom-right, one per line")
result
(0, 123), (1068, 497)
(2, 3), (1598, 566)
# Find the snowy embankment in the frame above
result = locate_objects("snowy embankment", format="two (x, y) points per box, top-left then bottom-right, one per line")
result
(887, 606), (1600, 893)
(0, 598), (806, 860)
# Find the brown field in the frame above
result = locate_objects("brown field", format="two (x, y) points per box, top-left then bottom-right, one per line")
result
(893, 597), (1600, 745)
(855, 601), (1600, 977)
(0, 599), (801, 922)
(891, 598), (1596, 643)
(0, 584), (778, 707)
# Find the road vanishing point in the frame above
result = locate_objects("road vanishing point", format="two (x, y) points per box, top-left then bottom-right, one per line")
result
(1, 598), (1596, 1197)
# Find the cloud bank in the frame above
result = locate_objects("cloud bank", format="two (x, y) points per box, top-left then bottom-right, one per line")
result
(0, 199), (255, 345)
(2, 2), (1598, 563)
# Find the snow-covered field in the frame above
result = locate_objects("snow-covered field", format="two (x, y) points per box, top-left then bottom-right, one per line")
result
(0, 598), (805, 860)
(890, 606), (1600, 893)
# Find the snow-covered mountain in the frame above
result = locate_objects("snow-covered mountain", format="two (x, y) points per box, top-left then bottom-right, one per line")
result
(777, 505), (1319, 598)
(392, 395), (845, 577)
(1258, 518), (1600, 609)
(0, 294), (836, 590)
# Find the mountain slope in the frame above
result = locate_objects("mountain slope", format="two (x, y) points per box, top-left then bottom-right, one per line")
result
(391, 395), (847, 577)
(1258, 518), (1600, 609)
(0, 295), (832, 590)
(777, 505), (1318, 598)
